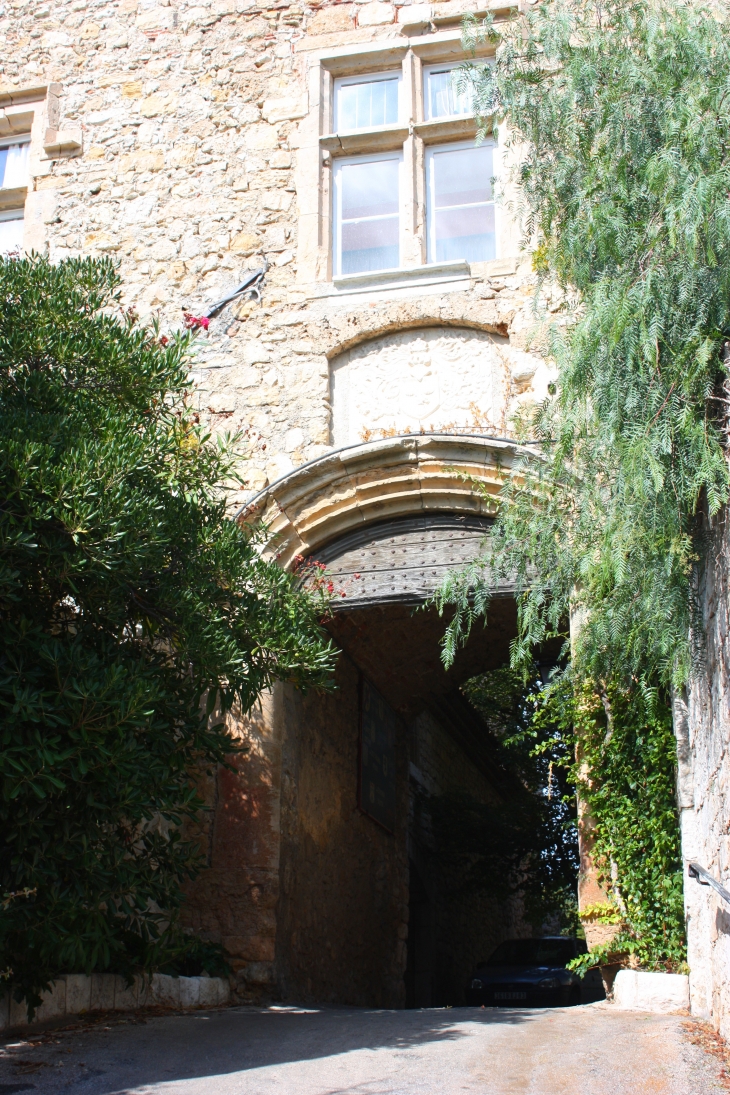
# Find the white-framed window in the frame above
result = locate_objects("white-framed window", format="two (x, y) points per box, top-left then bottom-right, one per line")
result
(0, 209), (24, 255)
(0, 138), (31, 190)
(423, 63), (479, 120)
(334, 70), (401, 133)
(426, 140), (496, 264)
(333, 152), (401, 276)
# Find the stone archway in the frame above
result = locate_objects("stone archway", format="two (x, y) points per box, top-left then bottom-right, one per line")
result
(188, 434), (574, 1009)
(182, 435), (537, 1006)
(242, 433), (534, 570)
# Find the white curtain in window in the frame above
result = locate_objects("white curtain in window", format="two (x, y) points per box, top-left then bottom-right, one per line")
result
(426, 68), (474, 120)
(1, 142), (30, 190)
(0, 214), (24, 255)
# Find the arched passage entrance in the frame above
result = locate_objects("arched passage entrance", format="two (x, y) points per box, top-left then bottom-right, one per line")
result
(184, 435), (565, 1008)
(244, 432), (530, 566)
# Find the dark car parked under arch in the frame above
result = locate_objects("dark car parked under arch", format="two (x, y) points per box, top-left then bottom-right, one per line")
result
(466, 937), (606, 1008)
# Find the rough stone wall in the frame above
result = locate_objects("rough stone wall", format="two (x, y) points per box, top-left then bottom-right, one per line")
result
(181, 688), (287, 999)
(5, 0), (554, 510)
(683, 508), (730, 1037)
(275, 654), (409, 1007)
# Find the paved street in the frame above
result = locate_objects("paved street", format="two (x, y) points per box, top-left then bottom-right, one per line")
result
(0, 1002), (724, 1095)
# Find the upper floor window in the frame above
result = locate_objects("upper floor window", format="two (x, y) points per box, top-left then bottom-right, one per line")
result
(334, 71), (401, 132)
(0, 138), (30, 190)
(0, 210), (24, 255)
(424, 63), (475, 120)
(318, 48), (499, 283)
(334, 153), (401, 275)
(426, 142), (495, 264)
(0, 137), (30, 256)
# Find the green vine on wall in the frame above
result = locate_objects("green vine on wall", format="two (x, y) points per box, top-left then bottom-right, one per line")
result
(532, 678), (686, 973)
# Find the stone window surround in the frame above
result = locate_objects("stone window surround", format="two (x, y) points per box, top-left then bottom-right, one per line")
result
(295, 29), (516, 293)
(0, 83), (82, 251)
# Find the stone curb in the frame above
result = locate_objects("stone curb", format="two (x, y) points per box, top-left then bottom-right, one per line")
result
(612, 970), (690, 1013)
(0, 973), (230, 1032)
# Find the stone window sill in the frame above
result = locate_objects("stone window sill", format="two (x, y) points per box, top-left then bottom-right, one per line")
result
(322, 256), (518, 297)
(413, 117), (479, 144)
(331, 260), (472, 293)
(0, 186), (27, 212)
(320, 118), (485, 156)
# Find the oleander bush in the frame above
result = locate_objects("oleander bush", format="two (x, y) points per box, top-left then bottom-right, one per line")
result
(0, 255), (335, 1014)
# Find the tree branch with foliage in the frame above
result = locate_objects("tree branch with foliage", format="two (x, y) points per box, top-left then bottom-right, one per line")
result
(0, 255), (336, 1014)
(435, 0), (729, 970)
(441, 0), (730, 689)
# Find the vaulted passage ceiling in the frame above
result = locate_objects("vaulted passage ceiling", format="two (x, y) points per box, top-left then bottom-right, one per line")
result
(325, 599), (518, 723)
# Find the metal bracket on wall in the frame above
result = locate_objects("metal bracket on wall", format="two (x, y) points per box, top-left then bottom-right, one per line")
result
(203, 262), (268, 319)
(689, 861), (730, 907)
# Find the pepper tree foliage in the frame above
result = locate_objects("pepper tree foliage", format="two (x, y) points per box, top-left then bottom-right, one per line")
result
(434, 0), (730, 968)
(0, 255), (336, 1012)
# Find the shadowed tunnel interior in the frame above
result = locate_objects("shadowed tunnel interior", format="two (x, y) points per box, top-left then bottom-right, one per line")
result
(182, 512), (572, 1012)
(271, 513), (567, 1010)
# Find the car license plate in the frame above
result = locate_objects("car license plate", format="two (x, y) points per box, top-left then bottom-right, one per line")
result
(494, 991), (526, 1000)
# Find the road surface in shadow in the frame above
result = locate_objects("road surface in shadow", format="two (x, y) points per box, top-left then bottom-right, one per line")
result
(0, 1002), (721, 1094)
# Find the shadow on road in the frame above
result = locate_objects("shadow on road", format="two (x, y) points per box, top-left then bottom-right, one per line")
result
(1, 1003), (541, 1094)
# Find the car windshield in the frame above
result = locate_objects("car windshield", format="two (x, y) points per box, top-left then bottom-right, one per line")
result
(485, 939), (575, 967)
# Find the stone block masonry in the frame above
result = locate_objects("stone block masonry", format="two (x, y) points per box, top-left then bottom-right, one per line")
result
(2, 0), (557, 513)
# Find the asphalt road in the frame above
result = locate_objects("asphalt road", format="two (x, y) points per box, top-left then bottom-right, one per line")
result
(0, 1002), (724, 1095)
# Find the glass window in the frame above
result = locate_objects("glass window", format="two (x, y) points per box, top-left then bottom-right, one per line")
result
(0, 210), (24, 255)
(424, 64), (476, 120)
(334, 155), (400, 275)
(0, 141), (30, 190)
(334, 72), (400, 132)
(427, 141), (495, 264)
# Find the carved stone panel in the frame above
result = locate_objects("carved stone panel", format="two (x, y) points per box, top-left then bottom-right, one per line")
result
(330, 327), (514, 447)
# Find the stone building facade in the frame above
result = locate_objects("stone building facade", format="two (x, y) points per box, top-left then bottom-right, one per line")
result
(4, 0), (589, 1008)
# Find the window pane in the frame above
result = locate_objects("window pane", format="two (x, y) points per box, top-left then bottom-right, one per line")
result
(427, 68), (473, 119)
(337, 77), (398, 131)
(341, 159), (399, 220)
(433, 145), (492, 207)
(341, 217), (399, 274)
(0, 214), (24, 255)
(337, 157), (400, 275)
(1, 143), (30, 189)
(429, 143), (496, 264)
(434, 205), (495, 263)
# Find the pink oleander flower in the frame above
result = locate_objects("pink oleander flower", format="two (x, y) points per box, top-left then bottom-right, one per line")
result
(183, 313), (210, 330)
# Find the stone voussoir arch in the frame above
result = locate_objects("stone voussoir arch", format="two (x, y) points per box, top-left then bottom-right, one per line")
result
(294, 293), (518, 363)
(240, 433), (535, 570)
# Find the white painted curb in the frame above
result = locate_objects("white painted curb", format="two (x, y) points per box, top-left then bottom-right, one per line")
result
(612, 969), (689, 1012)
(0, 972), (230, 1031)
